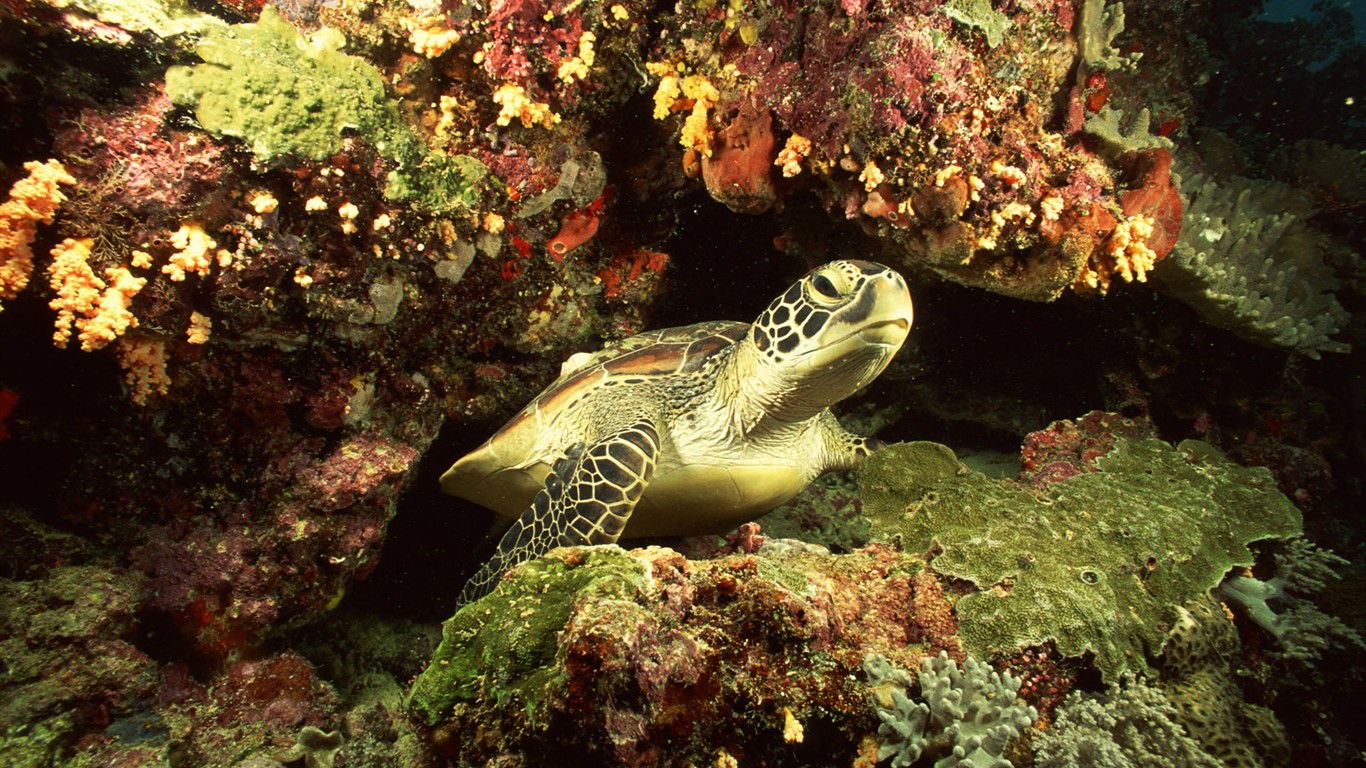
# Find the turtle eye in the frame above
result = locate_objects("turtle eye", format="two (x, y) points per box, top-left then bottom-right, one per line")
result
(810, 273), (840, 300)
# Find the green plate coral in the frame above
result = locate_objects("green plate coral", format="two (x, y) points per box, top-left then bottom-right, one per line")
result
(859, 438), (1302, 682)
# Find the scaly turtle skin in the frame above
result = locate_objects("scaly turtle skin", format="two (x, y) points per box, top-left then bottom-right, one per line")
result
(443, 260), (913, 603)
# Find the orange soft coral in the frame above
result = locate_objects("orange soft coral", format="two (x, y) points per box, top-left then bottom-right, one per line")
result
(1, 160), (77, 307)
(163, 223), (218, 281)
(116, 336), (171, 405)
(47, 237), (147, 351)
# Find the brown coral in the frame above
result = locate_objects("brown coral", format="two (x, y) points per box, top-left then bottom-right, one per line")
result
(701, 101), (778, 215)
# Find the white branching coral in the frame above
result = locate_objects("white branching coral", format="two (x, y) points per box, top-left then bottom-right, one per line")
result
(1219, 538), (1365, 663)
(1035, 676), (1221, 767)
(1155, 159), (1351, 358)
(866, 652), (1037, 768)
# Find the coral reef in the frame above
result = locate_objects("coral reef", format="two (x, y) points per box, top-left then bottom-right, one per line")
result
(638, 0), (1189, 301)
(859, 436), (1303, 682)
(409, 544), (939, 765)
(0, 0), (1362, 764)
(865, 651), (1038, 768)
(1155, 158), (1351, 358)
(1034, 675), (1221, 767)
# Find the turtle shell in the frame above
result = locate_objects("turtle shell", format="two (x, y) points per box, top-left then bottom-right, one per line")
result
(440, 321), (750, 518)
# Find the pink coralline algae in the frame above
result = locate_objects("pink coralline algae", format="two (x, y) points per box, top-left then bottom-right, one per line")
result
(1020, 410), (1157, 485)
(53, 88), (228, 232)
(131, 431), (421, 657)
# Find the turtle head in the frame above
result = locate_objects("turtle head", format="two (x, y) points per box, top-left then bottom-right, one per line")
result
(747, 260), (912, 412)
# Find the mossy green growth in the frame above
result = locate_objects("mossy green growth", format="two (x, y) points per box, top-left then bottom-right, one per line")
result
(44, 0), (221, 39)
(406, 547), (649, 727)
(941, 0), (1013, 48)
(166, 7), (489, 211)
(860, 438), (1302, 682)
(384, 152), (493, 214)
(166, 7), (400, 163)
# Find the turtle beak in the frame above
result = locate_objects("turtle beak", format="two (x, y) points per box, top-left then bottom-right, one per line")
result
(860, 317), (911, 346)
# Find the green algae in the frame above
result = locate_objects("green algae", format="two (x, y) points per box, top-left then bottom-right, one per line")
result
(166, 7), (489, 212)
(406, 547), (649, 726)
(166, 7), (398, 163)
(0, 566), (156, 767)
(382, 152), (492, 214)
(860, 438), (1303, 682)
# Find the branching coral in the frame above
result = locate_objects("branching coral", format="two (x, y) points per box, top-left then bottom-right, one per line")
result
(1034, 675), (1221, 768)
(162, 223), (220, 281)
(1, 160), (77, 309)
(865, 651), (1038, 768)
(1077, 0), (1128, 69)
(492, 83), (560, 129)
(116, 336), (171, 406)
(1218, 537), (1364, 663)
(1155, 159), (1350, 358)
(47, 238), (147, 352)
(1083, 107), (1172, 158)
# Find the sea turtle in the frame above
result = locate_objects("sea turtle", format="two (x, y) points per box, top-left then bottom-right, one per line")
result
(442, 260), (913, 603)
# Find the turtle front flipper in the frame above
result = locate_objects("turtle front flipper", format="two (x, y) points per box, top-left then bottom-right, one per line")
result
(456, 421), (660, 605)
